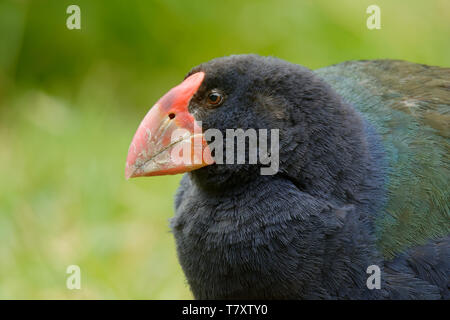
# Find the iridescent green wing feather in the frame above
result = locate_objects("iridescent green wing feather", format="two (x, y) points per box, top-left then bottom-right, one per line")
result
(315, 60), (450, 258)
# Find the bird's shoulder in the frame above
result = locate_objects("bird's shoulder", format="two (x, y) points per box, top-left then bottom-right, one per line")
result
(315, 60), (450, 258)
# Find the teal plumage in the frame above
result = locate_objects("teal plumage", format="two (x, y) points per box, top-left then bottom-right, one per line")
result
(316, 60), (450, 259)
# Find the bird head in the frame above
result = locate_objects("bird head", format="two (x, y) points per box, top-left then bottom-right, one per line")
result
(125, 54), (364, 190)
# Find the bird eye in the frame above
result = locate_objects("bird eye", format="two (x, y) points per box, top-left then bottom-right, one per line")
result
(206, 91), (224, 106)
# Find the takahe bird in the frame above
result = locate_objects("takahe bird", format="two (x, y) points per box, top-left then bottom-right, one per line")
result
(125, 55), (449, 299)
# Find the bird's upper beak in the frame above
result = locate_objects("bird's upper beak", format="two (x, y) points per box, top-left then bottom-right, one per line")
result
(125, 72), (214, 179)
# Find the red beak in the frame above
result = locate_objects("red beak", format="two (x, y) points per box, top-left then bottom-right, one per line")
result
(125, 72), (214, 179)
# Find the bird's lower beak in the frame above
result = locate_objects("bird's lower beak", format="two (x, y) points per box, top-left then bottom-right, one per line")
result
(125, 72), (214, 179)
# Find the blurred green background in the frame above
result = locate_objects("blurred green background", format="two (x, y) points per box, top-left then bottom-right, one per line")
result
(0, 0), (448, 299)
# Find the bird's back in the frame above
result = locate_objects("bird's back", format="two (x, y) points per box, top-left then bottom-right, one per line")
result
(315, 60), (450, 258)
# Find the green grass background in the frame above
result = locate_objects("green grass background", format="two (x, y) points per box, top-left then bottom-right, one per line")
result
(0, 0), (448, 299)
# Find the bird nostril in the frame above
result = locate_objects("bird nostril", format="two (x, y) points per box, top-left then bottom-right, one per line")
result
(168, 113), (175, 119)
